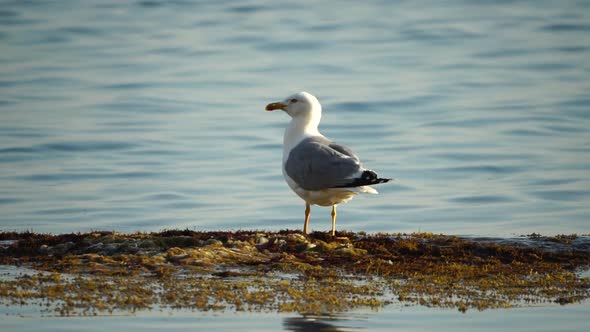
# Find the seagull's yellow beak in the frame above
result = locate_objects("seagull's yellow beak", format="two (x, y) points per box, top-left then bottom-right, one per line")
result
(265, 102), (286, 111)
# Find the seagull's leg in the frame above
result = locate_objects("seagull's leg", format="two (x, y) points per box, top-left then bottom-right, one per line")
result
(303, 203), (311, 234)
(331, 205), (337, 236)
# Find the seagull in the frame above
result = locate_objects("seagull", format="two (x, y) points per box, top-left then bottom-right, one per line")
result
(266, 91), (391, 236)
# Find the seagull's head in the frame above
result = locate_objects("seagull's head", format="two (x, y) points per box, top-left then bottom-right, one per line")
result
(265, 91), (321, 119)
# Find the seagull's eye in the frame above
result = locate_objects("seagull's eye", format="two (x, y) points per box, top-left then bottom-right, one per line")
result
(290, 99), (298, 103)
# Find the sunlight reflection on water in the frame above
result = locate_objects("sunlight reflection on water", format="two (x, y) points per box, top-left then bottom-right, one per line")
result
(1, 1), (589, 236)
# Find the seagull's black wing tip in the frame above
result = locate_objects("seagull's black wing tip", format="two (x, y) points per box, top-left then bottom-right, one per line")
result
(334, 171), (393, 188)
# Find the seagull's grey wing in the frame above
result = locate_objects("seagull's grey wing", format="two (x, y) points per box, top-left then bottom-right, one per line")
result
(285, 137), (362, 191)
(328, 142), (360, 163)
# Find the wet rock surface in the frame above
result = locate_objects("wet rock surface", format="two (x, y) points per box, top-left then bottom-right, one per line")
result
(0, 230), (589, 315)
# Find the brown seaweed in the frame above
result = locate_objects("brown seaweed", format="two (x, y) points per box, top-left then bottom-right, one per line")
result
(0, 230), (588, 315)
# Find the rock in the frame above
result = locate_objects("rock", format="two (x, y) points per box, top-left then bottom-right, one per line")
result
(103, 243), (121, 255)
(204, 239), (223, 247)
(164, 236), (198, 247)
(38, 244), (50, 254)
(86, 242), (104, 253)
(166, 247), (189, 261)
(295, 242), (316, 253)
(287, 233), (307, 243)
(334, 244), (367, 256)
(255, 236), (269, 248)
(51, 241), (75, 255)
(120, 242), (139, 254)
(276, 239), (287, 248)
(139, 239), (157, 249)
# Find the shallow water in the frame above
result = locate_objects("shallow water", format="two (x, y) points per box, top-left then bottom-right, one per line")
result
(1, 302), (590, 332)
(0, 0), (589, 329)
(1, 256), (589, 329)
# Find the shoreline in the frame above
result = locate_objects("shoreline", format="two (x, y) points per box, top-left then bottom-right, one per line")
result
(1, 230), (589, 316)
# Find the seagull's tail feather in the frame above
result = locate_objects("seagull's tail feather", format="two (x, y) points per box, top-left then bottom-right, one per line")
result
(335, 170), (392, 189)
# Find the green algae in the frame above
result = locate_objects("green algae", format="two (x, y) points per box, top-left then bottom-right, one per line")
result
(0, 230), (589, 315)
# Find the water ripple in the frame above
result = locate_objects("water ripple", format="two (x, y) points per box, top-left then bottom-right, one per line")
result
(0, 0), (589, 238)
(137, 0), (162, 8)
(401, 27), (483, 43)
(439, 165), (523, 175)
(40, 141), (140, 152)
(541, 23), (590, 32)
(255, 40), (325, 52)
(449, 195), (515, 204)
(332, 95), (444, 113)
(0, 198), (24, 205)
(432, 152), (531, 162)
(228, 4), (269, 13)
(21, 171), (161, 182)
(530, 190), (590, 202)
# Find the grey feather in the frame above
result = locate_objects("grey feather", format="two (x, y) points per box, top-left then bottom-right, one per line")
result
(328, 142), (360, 163)
(284, 137), (362, 191)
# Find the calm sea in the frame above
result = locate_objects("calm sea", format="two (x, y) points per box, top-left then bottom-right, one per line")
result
(1, 0), (589, 329)
(1, 0), (590, 236)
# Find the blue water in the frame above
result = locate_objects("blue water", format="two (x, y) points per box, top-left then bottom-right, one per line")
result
(1, 0), (590, 329)
(1, 0), (589, 237)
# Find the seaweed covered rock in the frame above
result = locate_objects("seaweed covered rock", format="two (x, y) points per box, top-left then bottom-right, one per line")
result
(0, 230), (589, 315)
